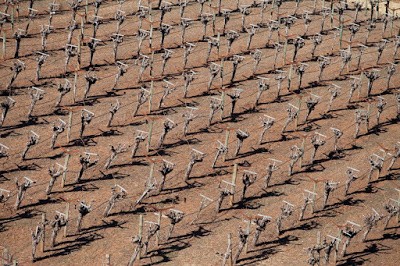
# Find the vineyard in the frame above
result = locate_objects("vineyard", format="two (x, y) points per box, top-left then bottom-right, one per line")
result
(0, 0), (399, 265)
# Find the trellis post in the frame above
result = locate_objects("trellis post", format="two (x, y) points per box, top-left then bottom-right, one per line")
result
(61, 152), (70, 188)
(283, 38), (288, 65)
(259, 1), (269, 24)
(239, 5), (251, 32)
(213, 140), (227, 168)
(147, 119), (154, 153)
(40, 213), (46, 252)
(223, 127), (231, 162)
(221, 233), (232, 266)
(270, 0), (276, 20)
(105, 254), (110, 266)
(63, 203), (69, 237)
(138, 214), (143, 257)
(294, 95), (302, 130)
(230, 163), (238, 206)
(180, 18), (192, 45)
(149, 2), (154, 51)
(1, 31), (6, 59)
(77, 18), (83, 68)
(155, 212), (161, 246)
(148, 80), (154, 114)
(193, 194), (213, 222)
(67, 110), (73, 143)
(244, 219), (251, 253)
(298, 134), (308, 168)
(136, 29), (150, 56)
(84, 0), (88, 22)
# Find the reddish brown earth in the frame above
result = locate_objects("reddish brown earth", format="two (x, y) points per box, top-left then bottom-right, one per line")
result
(0, 0), (399, 265)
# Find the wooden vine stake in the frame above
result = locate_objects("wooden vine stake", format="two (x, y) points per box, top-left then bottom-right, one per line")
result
(138, 214), (143, 258)
(223, 126), (232, 162)
(59, 151), (70, 188)
(64, 203), (69, 237)
(1, 30), (6, 59)
(221, 233), (232, 266)
(40, 213), (46, 252)
(213, 140), (228, 168)
(67, 110), (73, 143)
(230, 164), (238, 206)
(146, 116), (158, 154)
(155, 212), (162, 246)
(192, 194), (213, 224)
